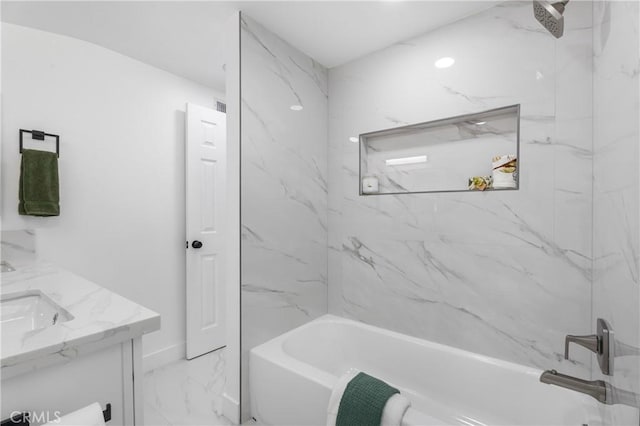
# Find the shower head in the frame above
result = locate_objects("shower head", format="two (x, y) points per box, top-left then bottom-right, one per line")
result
(533, 0), (569, 39)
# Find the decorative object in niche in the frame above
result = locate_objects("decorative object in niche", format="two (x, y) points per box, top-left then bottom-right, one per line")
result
(468, 176), (493, 191)
(359, 105), (520, 195)
(492, 154), (518, 189)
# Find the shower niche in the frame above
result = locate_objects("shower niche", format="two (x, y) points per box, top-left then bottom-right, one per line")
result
(359, 105), (520, 195)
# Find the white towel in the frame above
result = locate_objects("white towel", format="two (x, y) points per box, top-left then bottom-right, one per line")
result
(381, 393), (411, 426)
(327, 368), (360, 426)
(326, 369), (411, 426)
(44, 403), (105, 426)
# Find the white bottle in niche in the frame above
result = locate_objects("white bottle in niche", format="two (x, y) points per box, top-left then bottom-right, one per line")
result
(362, 176), (379, 194)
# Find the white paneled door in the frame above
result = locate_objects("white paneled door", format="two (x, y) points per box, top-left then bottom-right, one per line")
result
(186, 103), (226, 359)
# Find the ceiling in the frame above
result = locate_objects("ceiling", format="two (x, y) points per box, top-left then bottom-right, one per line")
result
(1, 1), (499, 91)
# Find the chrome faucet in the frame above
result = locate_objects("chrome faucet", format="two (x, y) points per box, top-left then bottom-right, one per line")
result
(540, 370), (640, 408)
(541, 319), (640, 408)
(565, 334), (599, 358)
(540, 370), (609, 404)
(565, 318), (612, 375)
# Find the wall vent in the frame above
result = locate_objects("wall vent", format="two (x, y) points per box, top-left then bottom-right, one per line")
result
(216, 101), (227, 114)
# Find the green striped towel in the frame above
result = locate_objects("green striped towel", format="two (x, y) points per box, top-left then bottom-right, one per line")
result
(19, 149), (59, 216)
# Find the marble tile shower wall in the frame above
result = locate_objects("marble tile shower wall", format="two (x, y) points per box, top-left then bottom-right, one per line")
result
(592, 2), (640, 425)
(240, 13), (328, 417)
(328, 2), (594, 373)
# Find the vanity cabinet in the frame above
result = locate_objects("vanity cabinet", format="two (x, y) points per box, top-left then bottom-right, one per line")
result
(0, 240), (159, 426)
(1, 338), (143, 426)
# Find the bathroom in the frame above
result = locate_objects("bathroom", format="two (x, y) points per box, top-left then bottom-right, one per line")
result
(1, 0), (638, 425)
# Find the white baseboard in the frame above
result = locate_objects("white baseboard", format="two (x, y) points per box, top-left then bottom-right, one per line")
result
(142, 342), (185, 373)
(222, 392), (240, 424)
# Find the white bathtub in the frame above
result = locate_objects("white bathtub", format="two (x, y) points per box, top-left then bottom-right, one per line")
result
(250, 315), (602, 426)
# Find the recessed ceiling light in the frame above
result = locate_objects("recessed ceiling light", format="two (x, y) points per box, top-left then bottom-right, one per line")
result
(290, 105), (303, 111)
(434, 57), (455, 69)
(474, 121), (487, 125)
(349, 136), (359, 143)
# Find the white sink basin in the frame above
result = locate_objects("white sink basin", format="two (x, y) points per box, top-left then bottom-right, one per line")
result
(1, 290), (74, 338)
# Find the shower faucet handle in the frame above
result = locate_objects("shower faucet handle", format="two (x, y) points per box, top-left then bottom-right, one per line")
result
(565, 334), (599, 359)
(564, 318), (613, 376)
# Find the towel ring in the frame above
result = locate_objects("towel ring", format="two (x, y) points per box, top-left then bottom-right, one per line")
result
(19, 129), (60, 157)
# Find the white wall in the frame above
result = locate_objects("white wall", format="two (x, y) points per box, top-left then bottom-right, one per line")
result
(1, 23), (223, 365)
(328, 2), (594, 373)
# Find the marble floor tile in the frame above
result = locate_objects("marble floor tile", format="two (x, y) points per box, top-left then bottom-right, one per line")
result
(143, 349), (231, 426)
(143, 402), (171, 426)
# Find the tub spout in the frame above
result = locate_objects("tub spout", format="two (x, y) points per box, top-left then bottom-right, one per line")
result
(540, 370), (609, 404)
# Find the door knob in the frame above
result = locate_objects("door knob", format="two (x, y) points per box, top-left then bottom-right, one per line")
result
(191, 240), (203, 249)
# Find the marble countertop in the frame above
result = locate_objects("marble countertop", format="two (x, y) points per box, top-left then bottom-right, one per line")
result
(1, 257), (160, 378)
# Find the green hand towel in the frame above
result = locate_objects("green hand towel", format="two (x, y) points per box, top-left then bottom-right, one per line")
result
(18, 149), (60, 216)
(336, 372), (399, 426)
